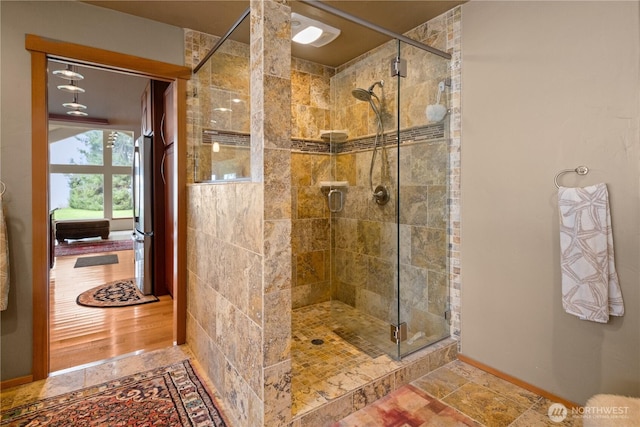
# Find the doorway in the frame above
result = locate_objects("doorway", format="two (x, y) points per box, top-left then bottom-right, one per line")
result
(27, 34), (190, 380)
(46, 61), (175, 372)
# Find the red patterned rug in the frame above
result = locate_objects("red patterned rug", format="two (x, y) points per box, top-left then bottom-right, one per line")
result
(1, 360), (228, 426)
(55, 239), (133, 257)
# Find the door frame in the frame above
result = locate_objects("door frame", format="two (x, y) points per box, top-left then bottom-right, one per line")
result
(26, 34), (190, 380)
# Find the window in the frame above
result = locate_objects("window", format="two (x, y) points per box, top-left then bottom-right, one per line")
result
(50, 127), (134, 221)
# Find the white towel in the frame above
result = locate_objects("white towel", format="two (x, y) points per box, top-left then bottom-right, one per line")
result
(0, 194), (9, 311)
(558, 183), (623, 323)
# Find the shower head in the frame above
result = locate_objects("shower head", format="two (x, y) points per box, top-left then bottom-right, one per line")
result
(351, 80), (384, 102)
(351, 87), (373, 102)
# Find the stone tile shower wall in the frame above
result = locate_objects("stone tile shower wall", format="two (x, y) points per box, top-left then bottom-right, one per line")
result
(291, 151), (332, 308)
(291, 58), (333, 140)
(290, 58), (335, 309)
(275, 6), (462, 341)
(184, 0), (293, 425)
(187, 30), (337, 310)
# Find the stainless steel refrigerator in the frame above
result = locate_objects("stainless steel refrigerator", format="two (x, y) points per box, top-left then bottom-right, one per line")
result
(132, 135), (153, 295)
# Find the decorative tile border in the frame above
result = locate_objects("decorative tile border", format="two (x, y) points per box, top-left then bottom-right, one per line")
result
(202, 129), (251, 146)
(291, 122), (445, 154)
(290, 139), (329, 153)
(333, 122), (445, 154)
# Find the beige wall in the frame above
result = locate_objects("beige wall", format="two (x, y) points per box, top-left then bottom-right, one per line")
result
(460, 1), (640, 403)
(0, 1), (184, 381)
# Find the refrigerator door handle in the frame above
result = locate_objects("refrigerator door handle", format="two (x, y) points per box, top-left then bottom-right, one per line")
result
(133, 144), (140, 223)
(135, 229), (154, 237)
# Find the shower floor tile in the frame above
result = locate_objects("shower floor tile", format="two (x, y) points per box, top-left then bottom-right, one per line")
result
(292, 301), (402, 416)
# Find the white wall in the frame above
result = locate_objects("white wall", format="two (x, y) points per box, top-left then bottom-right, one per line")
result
(0, 1), (184, 381)
(461, 1), (640, 403)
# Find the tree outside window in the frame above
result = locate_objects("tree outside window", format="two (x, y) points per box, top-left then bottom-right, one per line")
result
(50, 128), (134, 221)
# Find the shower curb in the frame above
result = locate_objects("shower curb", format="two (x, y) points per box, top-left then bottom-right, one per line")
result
(291, 337), (458, 426)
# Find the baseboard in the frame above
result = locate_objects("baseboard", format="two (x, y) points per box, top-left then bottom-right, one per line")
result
(457, 354), (580, 409)
(1, 375), (33, 390)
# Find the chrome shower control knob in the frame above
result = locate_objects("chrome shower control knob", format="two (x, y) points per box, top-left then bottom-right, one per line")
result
(373, 185), (390, 205)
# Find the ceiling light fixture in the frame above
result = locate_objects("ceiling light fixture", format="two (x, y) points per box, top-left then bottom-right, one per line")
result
(63, 100), (87, 110)
(52, 64), (84, 81)
(66, 109), (88, 117)
(107, 131), (118, 148)
(64, 93), (87, 116)
(291, 13), (340, 47)
(55, 63), (89, 116)
(293, 26), (323, 44)
(57, 81), (85, 93)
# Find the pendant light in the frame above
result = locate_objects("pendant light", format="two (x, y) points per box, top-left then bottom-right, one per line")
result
(53, 63), (89, 117)
(53, 64), (84, 81)
(107, 131), (118, 148)
(64, 93), (88, 116)
(67, 110), (89, 117)
(57, 80), (85, 93)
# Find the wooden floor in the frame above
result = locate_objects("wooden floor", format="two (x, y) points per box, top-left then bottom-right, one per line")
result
(49, 249), (174, 372)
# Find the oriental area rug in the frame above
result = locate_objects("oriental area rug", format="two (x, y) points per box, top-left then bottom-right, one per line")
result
(55, 239), (133, 257)
(76, 279), (158, 308)
(0, 360), (228, 427)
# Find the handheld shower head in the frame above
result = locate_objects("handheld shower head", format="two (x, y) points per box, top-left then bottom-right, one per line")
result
(351, 88), (373, 102)
(351, 80), (384, 102)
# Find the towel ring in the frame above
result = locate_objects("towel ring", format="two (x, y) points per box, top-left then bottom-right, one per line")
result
(554, 166), (589, 188)
(0, 181), (5, 196)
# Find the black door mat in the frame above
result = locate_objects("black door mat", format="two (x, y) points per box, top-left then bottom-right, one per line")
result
(74, 254), (119, 268)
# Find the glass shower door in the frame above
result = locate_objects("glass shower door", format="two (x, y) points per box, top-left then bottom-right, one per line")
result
(328, 37), (450, 361)
(396, 40), (451, 358)
(327, 34), (402, 360)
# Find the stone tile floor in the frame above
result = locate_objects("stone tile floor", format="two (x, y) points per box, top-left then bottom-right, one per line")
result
(2, 345), (585, 427)
(334, 359), (584, 426)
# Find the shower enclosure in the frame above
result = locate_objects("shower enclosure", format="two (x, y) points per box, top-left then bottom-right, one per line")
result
(187, 2), (456, 423)
(189, 0), (453, 366)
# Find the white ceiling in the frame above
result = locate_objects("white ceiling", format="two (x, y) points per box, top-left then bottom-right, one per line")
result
(48, 60), (149, 133)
